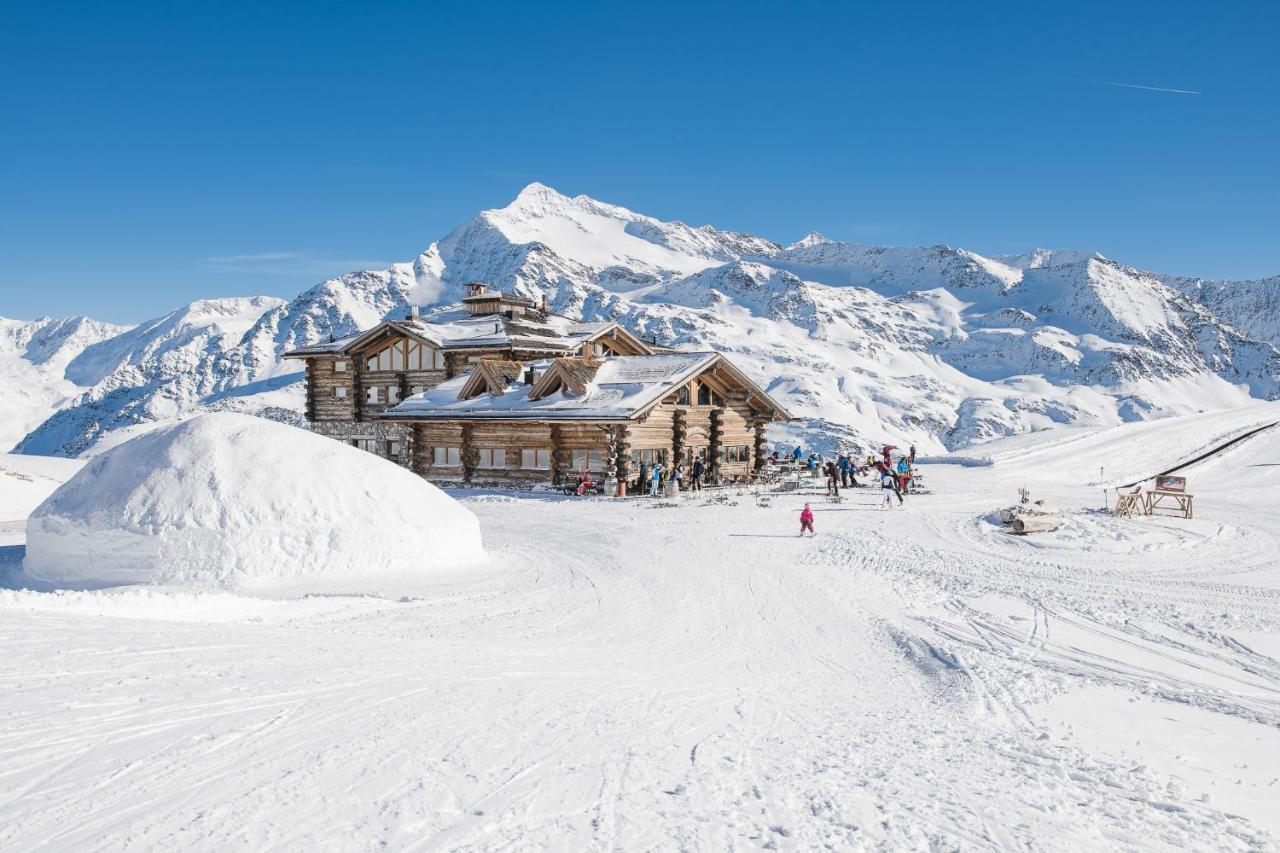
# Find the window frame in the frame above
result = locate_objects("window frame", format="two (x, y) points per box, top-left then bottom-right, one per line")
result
(432, 446), (461, 467)
(477, 448), (506, 469)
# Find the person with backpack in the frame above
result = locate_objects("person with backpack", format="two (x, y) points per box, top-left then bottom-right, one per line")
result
(799, 503), (815, 535)
(825, 461), (840, 496)
(880, 468), (900, 508)
(691, 456), (705, 491)
(636, 461), (649, 495)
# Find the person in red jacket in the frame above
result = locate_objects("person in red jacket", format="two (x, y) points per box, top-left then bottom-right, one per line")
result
(799, 503), (815, 536)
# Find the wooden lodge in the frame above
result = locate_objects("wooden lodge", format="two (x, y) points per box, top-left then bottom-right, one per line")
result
(284, 283), (792, 490)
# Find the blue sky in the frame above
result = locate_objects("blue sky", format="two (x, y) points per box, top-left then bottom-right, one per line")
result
(2, 1), (1277, 323)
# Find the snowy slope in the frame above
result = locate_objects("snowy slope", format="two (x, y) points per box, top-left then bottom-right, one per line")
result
(7, 183), (1280, 456)
(2, 409), (1280, 849)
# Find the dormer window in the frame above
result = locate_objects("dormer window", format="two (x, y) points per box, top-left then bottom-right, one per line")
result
(697, 383), (712, 406)
(676, 386), (690, 406)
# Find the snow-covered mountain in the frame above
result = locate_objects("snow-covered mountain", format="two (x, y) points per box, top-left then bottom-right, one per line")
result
(7, 182), (1280, 456)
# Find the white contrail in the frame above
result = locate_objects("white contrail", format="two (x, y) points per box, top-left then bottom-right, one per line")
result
(1089, 79), (1200, 95)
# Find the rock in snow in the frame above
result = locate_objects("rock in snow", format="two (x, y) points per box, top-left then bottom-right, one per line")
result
(22, 414), (484, 589)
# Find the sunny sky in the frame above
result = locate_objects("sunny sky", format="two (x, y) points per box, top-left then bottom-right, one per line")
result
(2, 0), (1277, 323)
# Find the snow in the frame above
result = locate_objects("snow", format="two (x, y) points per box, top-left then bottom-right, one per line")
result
(2, 410), (1279, 849)
(8, 183), (1280, 458)
(20, 414), (484, 590)
(387, 352), (724, 420)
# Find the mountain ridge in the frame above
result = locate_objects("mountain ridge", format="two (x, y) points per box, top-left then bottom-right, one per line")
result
(5, 182), (1279, 457)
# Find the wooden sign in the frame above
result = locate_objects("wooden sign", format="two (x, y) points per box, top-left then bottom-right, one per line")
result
(1155, 475), (1186, 493)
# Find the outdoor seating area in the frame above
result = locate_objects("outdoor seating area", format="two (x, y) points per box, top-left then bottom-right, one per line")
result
(1113, 475), (1194, 520)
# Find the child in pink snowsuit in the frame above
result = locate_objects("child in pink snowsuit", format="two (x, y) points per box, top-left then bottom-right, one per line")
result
(799, 503), (815, 536)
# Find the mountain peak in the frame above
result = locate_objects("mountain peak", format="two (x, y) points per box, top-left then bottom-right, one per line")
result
(787, 232), (832, 250)
(510, 181), (574, 208)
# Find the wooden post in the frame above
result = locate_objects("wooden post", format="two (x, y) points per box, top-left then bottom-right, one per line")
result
(672, 408), (687, 469)
(303, 360), (316, 421)
(753, 418), (768, 473)
(460, 423), (477, 484)
(614, 424), (632, 495)
(551, 424), (571, 487)
(708, 408), (724, 480)
(352, 357), (365, 423)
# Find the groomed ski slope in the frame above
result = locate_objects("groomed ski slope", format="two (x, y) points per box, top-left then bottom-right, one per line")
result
(2, 406), (1280, 851)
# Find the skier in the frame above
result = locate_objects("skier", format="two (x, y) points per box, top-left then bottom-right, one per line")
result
(691, 456), (705, 491)
(908, 444), (917, 466)
(799, 502), (815, 535)
(880, 468), (900, 508)
(837, 453), (849, 488)
(896, 456), (911, 493)
(792, 446), (803, 463)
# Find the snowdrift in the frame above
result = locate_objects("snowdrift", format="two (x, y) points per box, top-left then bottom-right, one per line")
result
(22, 414), (484, 589)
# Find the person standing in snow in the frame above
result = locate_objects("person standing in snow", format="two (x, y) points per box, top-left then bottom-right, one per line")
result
(799, 503), (815, 535)
(825, 461), (840, 496)
(896, 456), (910, 493)
(672, 463), (683, 491)
(691, 456), (705, 491)
(792, 446), (803, 463)
(880, 469), (900, 508)
(637, 461), (649, 495)
(651, 462), (663, 496)
(908, 444), (916, 466)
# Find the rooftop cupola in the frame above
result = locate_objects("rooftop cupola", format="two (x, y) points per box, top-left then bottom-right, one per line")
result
(462, 282), (536, 317)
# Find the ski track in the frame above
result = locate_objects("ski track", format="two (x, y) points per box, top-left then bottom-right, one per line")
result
(2, 424), (1280, 850)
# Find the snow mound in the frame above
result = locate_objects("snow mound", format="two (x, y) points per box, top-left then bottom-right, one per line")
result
(22, 414), (484, 590)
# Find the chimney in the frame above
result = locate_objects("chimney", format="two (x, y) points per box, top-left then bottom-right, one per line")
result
(524, 366), (536, 385)
(539, 294), (548, 313)
(466, 282), (487, 297)
(406, 305), (419, 320)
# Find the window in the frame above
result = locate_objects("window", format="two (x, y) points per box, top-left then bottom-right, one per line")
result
(410, 385), (425, 396)
(366, 387), (379, 404)
(675, 386), (690, 406)
(387, 440), (402, 459)
(433, 446), (460, 466)
(467, 355), (483, 364)
(697, 383), (712, 406)
(630, 448), (665, 466)
(355, 438), (379, 453)
(719, 445), (750, 463)
(387, 385), (400, 403)
(521, 448), (551, 469)
(477, 448), (506, 468)
(571, 450), (603, 472)
(432, 349), (447, 370)
(390, 345), (405, 371)
(334, 360), (347, 373)
(335, 387), (348, 399)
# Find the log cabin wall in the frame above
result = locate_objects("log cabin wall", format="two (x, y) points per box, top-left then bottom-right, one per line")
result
(308, 356), (357, 422)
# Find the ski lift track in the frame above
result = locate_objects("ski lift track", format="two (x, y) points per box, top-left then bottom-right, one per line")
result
(1119, 421), (1280, 489)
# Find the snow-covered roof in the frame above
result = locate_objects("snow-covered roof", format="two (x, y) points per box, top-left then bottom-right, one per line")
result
(380, 352), (791, 422)
(283, 310), (647, 358)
